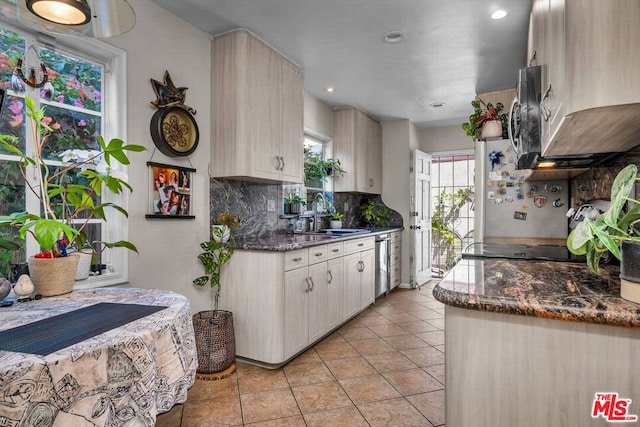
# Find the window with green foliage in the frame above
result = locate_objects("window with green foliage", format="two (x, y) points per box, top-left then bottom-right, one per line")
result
(0, 22), (125, 284)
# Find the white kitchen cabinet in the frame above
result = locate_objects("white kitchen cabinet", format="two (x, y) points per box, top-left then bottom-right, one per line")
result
(390, 231), (402, 290)
(211, 29), (303, 183)
(333, 107), (382, 194)
(220, 236), (379, 366)
(527, 0), (640, 156)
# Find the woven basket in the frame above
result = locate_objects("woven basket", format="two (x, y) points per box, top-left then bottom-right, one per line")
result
(193, 310), (236, 373)
(28, 255), (79, 297)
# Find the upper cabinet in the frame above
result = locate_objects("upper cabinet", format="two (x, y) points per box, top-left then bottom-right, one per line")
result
(333, 107), (382, 194)
(528, 0), (640, 156)
(211, 29), (303, 183)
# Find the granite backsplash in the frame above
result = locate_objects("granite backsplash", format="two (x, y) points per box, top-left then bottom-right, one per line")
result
(570, 145), (640, 205)
(209, 178), (402, 237)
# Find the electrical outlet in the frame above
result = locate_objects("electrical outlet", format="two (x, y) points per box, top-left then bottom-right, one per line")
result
(343, 202), (349, 212)
(267, 199), (276, 212)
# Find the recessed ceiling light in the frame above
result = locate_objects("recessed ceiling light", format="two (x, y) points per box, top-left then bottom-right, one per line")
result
(382, 31), (406, 44)
(429, 102), (446, 108)
(326, 87), (335, 93)
(491, 10), (508, 20)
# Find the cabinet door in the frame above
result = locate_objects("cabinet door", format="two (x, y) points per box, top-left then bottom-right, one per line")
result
(326, 257), (345, 330)
(308, 262), (328, 343)
(545, 0), (565, 151)
(284, 267), (309, 359)
(343, 252), (361, 319)
(280, 61), (304, 183)
(249, 36), (282, 181)
(355, 110), (370, 193)
(368, 119), (382, 194)
(333, 108), (357, 192)
(359, 249), (375, 310)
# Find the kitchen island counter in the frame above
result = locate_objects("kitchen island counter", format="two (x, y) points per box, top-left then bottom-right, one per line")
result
(433, 258), (640, 427)
(433, 258), (639, 328)
(233, 227), (402, 251)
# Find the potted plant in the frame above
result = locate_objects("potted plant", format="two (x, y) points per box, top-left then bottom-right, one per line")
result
(211, 178), (240, 242)
(321, 158), (346, 178)
(192, 227), (236, 374)
(303, 150), (347, 186)
(0, 95), (144, 296)
(461, 99), (508, 141)
(567, 164), (640, 303)
(330, 208), (344, 229)
(360, 199), (391, 228)
(283, 191), (306, 214)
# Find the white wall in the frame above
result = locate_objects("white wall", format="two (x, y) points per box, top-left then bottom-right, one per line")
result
(382, 120), (413, 285)
(420, 125), (474, 153)
(304, 91), (333, 138)
(109, 0), (214, 313)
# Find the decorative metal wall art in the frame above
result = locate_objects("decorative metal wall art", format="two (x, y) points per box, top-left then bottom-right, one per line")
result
(149, 71), (199, 157)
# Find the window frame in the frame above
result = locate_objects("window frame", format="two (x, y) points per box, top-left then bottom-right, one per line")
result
(0, 19), (129, 289)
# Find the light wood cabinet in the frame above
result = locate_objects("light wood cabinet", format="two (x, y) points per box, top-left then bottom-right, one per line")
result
(211, 29), (303, 183)
(390, 231), (402, 290)
(333, 107), (382, 194)
(220, 236), (377, 366)
(527, 0), (640, 156)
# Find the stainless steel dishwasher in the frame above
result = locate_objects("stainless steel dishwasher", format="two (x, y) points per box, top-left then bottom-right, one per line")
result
(375, 233), (391, 299)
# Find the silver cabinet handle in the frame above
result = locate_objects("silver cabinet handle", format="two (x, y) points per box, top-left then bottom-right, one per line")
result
(360, 261), (365, 272)
(369, 178), (374, 187)
(293, 257), (302, 262)
(280, 156), (285, 171)
(309, 277), (315, 292)
(304, 277), (311, 293)
(331, 249), (340, 253)
(358, 243), (364, 247)
(274, 156), (281, 171)
(328, 270), (333, 284)
(314, 252), (323, 257)
(540, 84), (552, 122)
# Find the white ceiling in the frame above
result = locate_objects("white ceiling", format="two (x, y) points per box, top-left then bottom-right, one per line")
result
(149, 0), (533, 129)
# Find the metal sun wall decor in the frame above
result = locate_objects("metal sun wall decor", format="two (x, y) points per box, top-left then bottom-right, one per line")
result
(149, 71), (199, 157)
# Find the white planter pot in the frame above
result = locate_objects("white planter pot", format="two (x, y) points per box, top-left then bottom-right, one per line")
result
(71, 251), (93, 281)
(330, 219), (342, 229)
(481, 120), (503, 140)
(211, 225), (230, 243)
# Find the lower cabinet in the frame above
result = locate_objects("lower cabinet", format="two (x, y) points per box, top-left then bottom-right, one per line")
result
(219, 236), (376, 366)
(390, 231), (402, 289)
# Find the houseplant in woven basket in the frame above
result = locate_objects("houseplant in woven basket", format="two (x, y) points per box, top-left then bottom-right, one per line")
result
(0, 95), (144, 296)
(461, 98), (508, 141)
(567, 164), (640, 303)
(192, 220), (238, 375)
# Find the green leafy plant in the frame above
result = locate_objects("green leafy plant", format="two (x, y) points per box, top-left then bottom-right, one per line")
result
(211, 178), (240, 228)
(304, 150), (347, 186)
(360, 200), (390, 227)
(432, 188), (474, 269)
(193, 228), (235, 311)
(461, 99), (508, 141)
(0, 95), (145, 257)
(567, 164), (640, 273)
(330, 209), (344, 220)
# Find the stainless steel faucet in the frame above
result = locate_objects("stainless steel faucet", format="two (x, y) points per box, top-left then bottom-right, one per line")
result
(313, 192), (326, 231)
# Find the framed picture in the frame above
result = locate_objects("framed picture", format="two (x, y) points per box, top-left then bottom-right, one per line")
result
(145, 162), (195, 219)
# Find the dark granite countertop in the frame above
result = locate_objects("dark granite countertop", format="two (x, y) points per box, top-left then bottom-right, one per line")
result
(233, 227), (403, 251)
(433, 258), (640, 328)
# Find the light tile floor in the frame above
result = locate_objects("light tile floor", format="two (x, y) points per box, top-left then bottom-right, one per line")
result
(157, 282), (444, 426)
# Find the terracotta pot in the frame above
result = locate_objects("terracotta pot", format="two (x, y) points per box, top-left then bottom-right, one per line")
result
(28, 255), (79, 297)
(620, 241), (640, 304)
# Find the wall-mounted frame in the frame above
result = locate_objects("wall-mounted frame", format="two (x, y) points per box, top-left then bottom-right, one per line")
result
(145, 162), (195, 219)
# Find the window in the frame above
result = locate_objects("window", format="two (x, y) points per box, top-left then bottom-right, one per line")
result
(0, 22), (128, 287)
(303, 133), (333, 212)
(431, 152), (475, 277)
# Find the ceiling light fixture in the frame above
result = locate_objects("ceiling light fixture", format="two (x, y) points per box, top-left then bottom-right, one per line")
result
(429, 101), (446, 108)
(326, 87), (335, 93)
(382, 31), (406, 44)
(491, 10), (508, 20)
(26, 0), (92, 25)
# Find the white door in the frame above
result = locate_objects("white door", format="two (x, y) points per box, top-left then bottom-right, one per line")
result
(412, 149), (432, 287)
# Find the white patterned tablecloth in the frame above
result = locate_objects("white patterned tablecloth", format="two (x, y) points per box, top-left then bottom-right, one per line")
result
(0, 287), (197, 426)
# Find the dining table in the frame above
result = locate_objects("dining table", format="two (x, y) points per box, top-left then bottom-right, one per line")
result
(0, 287), (197, 426)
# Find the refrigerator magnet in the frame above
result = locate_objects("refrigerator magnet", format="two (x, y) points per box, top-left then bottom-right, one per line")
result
(488, 191), (495, 199)
(534, 195), (548, 208)
(514, 211), (527, 220)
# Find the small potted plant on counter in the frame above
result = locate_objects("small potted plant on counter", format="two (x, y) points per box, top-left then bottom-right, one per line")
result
(567, 164), (640, 303)
(283, 191), (306, 215)
(0, 95), (144, 296)
(461, 99), (508, 141)
(330, 208), (344, 229)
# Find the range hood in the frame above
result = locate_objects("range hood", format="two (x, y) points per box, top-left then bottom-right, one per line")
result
(519, 151), (622, 170)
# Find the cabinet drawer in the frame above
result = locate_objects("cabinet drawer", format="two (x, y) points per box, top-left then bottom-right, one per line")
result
(391, 241), (401, 256)
(391, 265), (401, 288)
(327, 241), (344, 259)
(284, 249), (309, 271)
(391, 232), (401, 243)
(344, 237), (375, 254)
(308, 245), (328, 264)
(390, 250), (401, 267)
